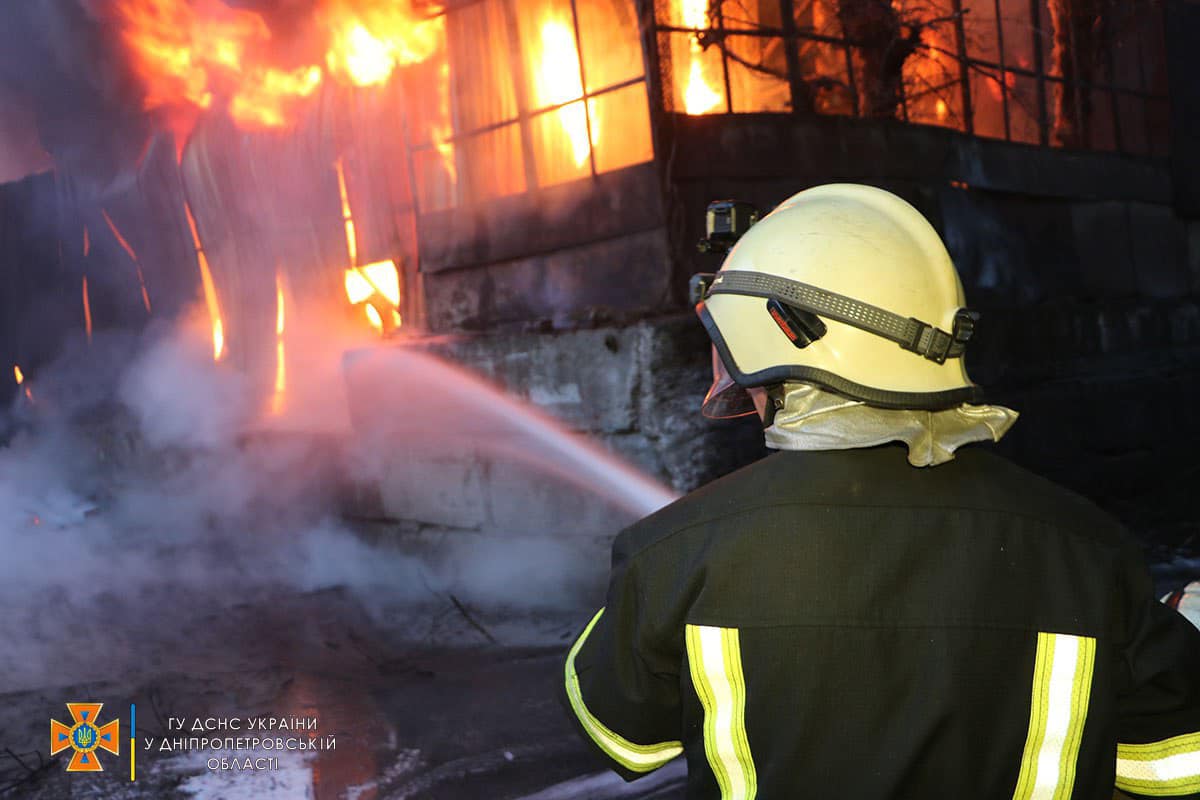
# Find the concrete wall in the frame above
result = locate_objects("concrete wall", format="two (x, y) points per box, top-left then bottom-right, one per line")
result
(402, 115), (1200, 552)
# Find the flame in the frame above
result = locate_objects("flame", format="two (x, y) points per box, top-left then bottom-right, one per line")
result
(344, 260), (401, 334)
(364, 304), (384, 332)
(328, 23), (392, 86)
(113, 0), (266, 135)
(271, 271), (287, 415)
(229, 66), (323, 129)
(434, 62), (455, 181)
(82, 276), (93, 343)
(335, 157), (358, 265)
(684, 59), (721, 115)
(344, 260), (400, 305)
(101, 209), (152, 313)
(899, 4), (960, 128)
(534, 20), (590, 167)
(112, 0), (446, 134)
(680, 0), (721, 114)
(13, 365), (32, 402)
(183, 201), (225, 361)
(323, 3), (445, 87)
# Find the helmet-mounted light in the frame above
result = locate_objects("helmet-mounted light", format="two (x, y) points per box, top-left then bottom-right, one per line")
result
(696, 201), (761, 255)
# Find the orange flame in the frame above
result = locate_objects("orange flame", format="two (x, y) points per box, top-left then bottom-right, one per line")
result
(365, 304), (384, 331)
(101, 209), (152, 313)
(344, 260), (401, 334)
(334, 157), (358, 265)
(13, 365), (32, 402)
(533, 19), (590, 167)
(229, 66), (323, 129)
(322, 2), (445, 87)
(101, 209), (137, 262)
(112, 0), (323, 134)
(434, 62), (456, 181)
(112, 0), (447, 134)
(183, 201), (225, 361)
(82, 276), (93, 343)
(681, 0), (721, 114)
(271, 270), (287, 415)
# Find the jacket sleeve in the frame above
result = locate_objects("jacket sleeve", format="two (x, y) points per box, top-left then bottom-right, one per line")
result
(1114, 558), (1200, 799)
(559, 536), (684, 781)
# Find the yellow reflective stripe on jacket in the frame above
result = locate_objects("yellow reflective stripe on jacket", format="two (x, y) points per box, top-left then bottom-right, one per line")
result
(1011, 632), (1096, 800)
(564, 609), (683, 773)
(686, 624), (757, 800)
(1116, 732), (1200, 796)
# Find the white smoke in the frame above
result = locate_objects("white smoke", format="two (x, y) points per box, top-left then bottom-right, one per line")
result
(0, 315), (606, 695)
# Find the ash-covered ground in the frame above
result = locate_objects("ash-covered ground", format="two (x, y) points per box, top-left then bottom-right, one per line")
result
(0, 321), (680, 799)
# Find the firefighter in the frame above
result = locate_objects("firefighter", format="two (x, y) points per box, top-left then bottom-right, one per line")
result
(561, 184), (1200, 799)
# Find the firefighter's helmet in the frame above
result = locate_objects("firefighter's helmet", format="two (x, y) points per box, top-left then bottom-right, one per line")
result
(693, 183), (982, 418)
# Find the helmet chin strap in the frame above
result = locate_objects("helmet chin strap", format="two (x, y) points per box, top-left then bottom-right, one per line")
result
(756, 386), (785, 428)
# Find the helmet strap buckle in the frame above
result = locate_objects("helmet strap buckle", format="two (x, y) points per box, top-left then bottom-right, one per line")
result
(766, 299), (826, 349)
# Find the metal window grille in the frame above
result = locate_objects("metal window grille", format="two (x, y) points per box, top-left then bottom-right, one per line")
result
(403, 0), (656, 213)
(650, 0), (1170, 156)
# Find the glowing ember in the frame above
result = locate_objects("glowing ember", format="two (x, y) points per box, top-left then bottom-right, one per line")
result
(102, 209), (152, 313)
(271, 271), (287, 415)
(83, 226), (90, 257)
(534, 20), (590, 167)
(680, 0), (721, 114)
(936, 99), (949, 121)
(82, 276), (93, 343)
(183, 201), (225, 361)
(335, 157), (358, 265)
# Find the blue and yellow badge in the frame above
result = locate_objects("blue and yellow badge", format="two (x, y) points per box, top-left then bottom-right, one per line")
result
(50, 703), (120, 772)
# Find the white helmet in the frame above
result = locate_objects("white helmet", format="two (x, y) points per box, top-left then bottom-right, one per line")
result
(694, 184), (982, 418)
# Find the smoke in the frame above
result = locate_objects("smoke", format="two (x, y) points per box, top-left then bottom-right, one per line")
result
(0, 314), (602, 695)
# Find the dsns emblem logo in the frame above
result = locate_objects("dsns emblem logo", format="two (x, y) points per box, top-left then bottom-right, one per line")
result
(50, 703), (120, 772)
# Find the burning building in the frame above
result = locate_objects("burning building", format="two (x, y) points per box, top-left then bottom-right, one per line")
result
(0, 0), (1197, 544)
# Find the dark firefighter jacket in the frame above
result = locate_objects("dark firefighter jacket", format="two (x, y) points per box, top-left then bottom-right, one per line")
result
(561, 445), (1200, 799)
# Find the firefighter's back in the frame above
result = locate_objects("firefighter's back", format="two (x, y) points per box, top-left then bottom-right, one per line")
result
(616, 445), (1159, 799)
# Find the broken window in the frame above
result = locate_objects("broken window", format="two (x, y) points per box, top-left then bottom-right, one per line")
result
(650, 0), (1170, 156)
